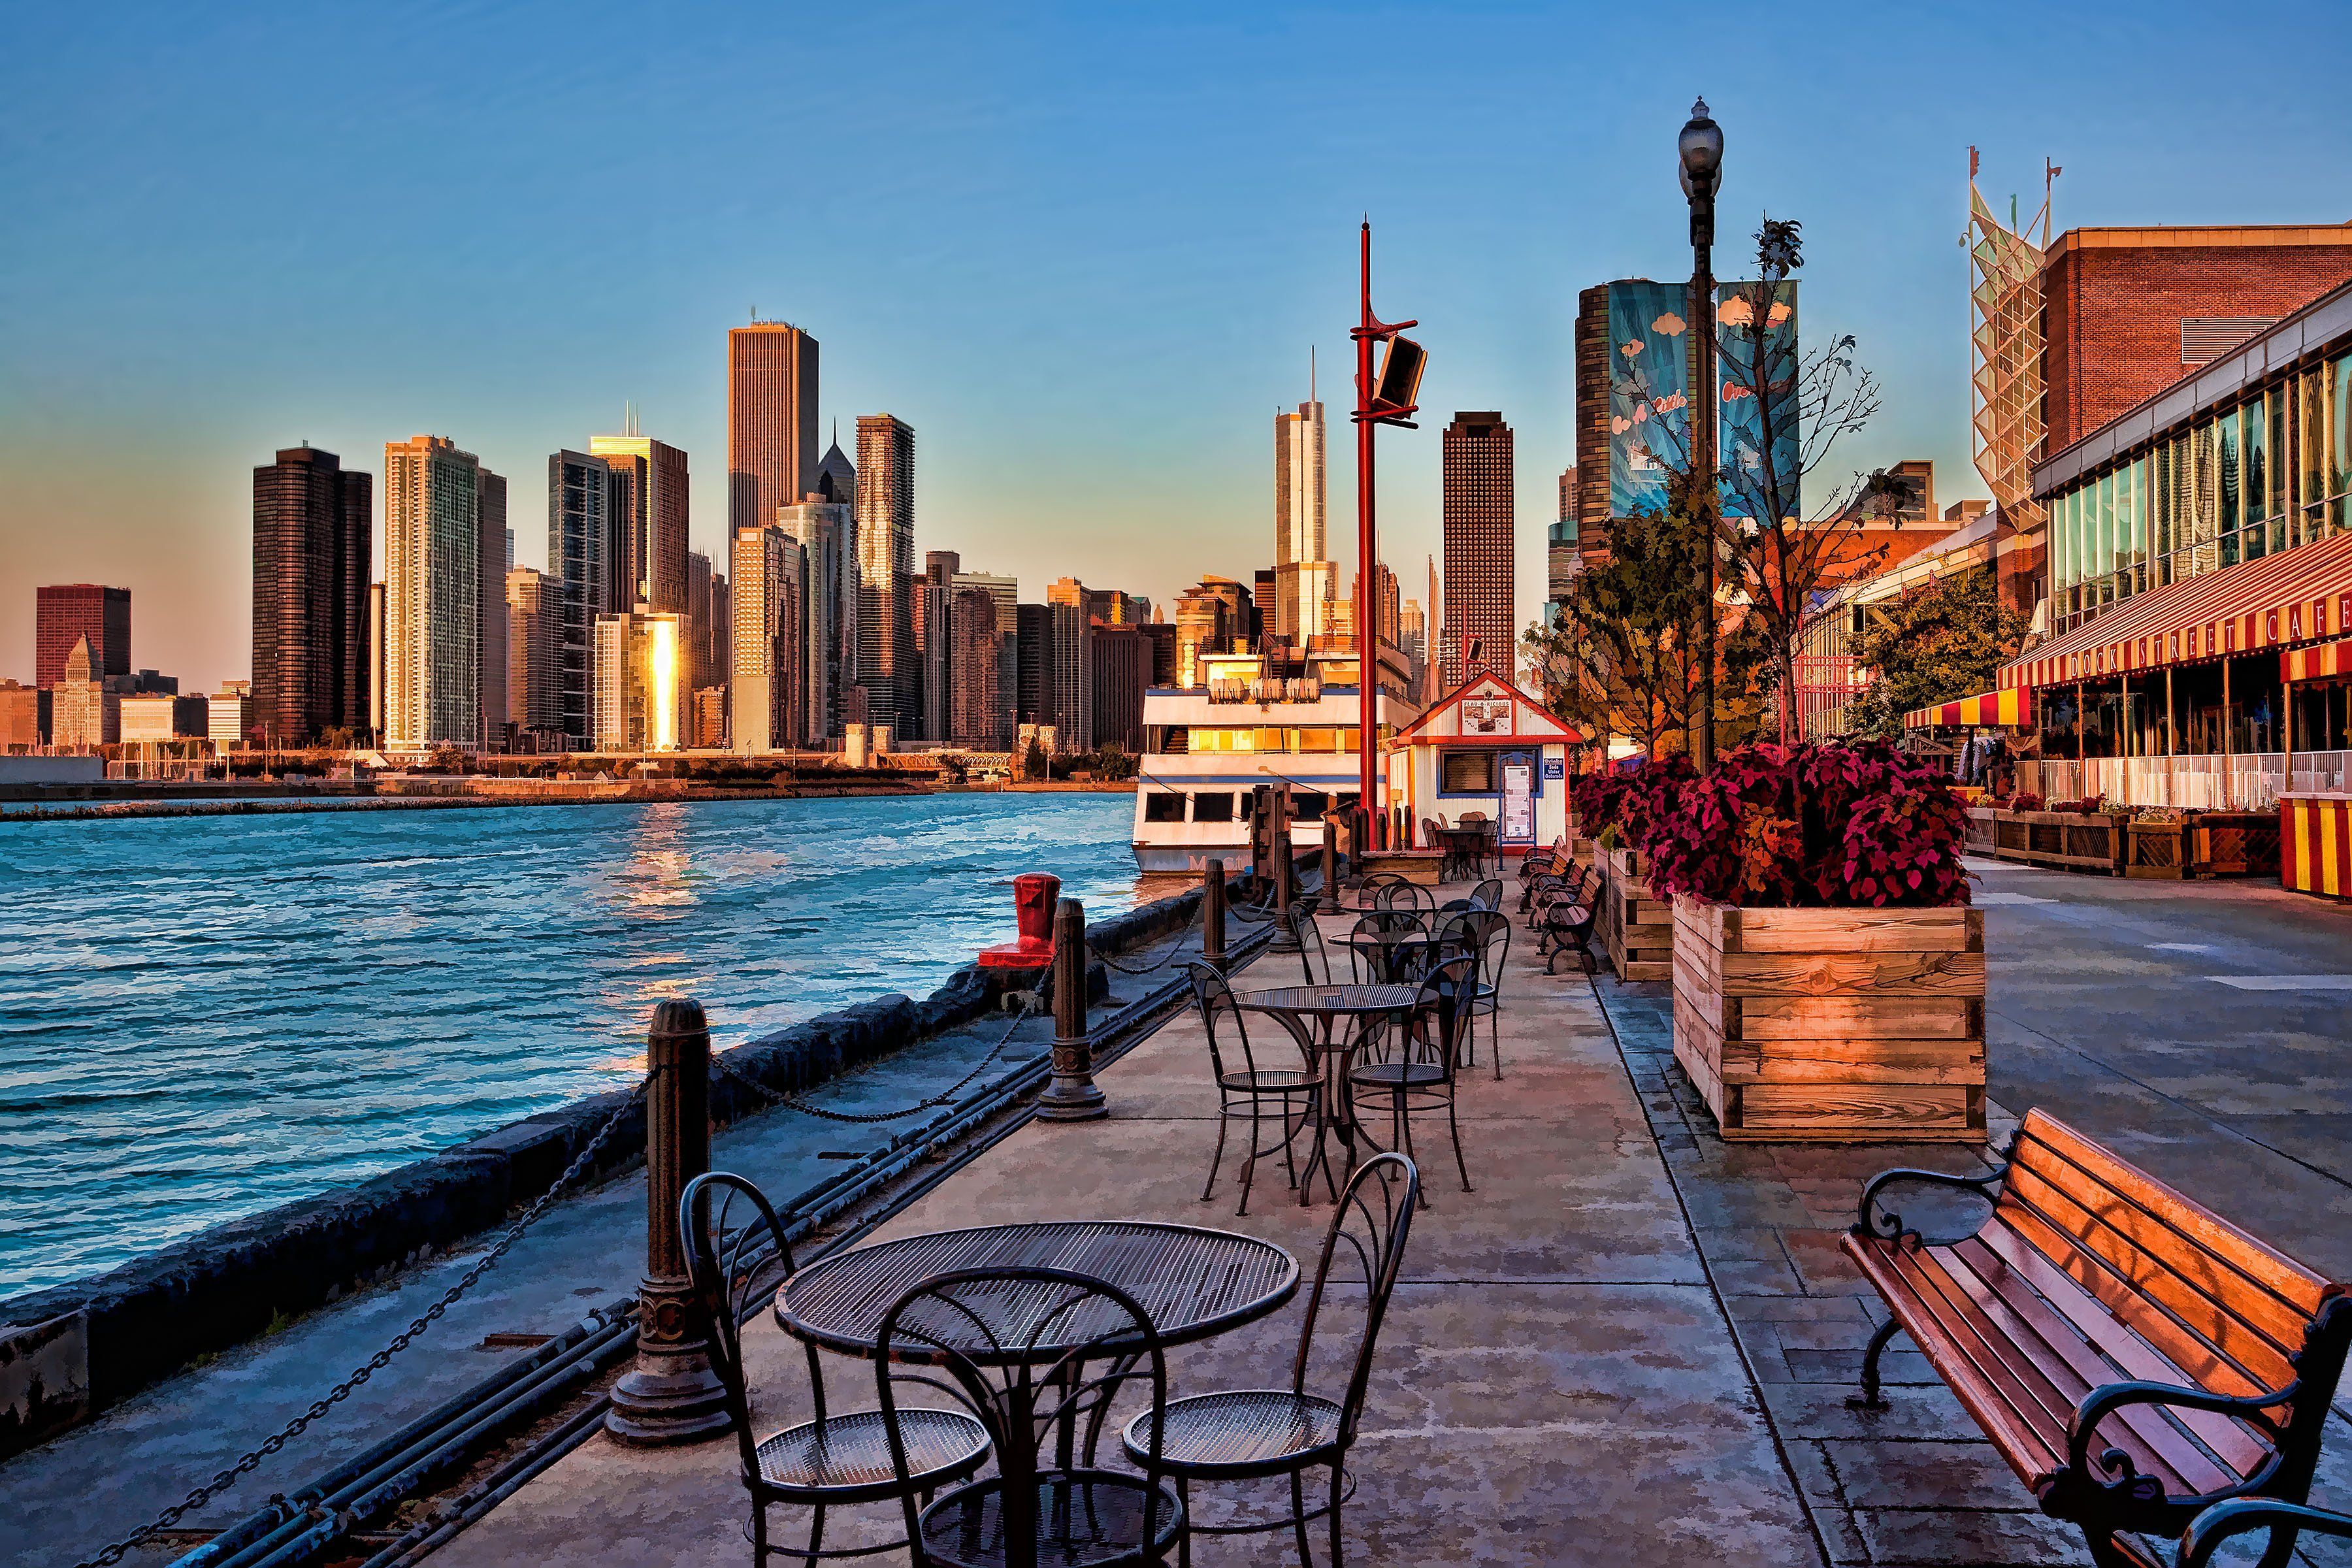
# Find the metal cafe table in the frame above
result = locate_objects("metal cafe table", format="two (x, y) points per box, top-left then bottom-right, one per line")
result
(776, 1220), (1298, 1568)
(1335, 926), (1446, 985)
(1232, 983), (1422, 1204)
(1435, 822), (1497, 881)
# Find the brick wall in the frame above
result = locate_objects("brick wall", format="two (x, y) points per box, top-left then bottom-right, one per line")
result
(2046, 238), (2352, 451)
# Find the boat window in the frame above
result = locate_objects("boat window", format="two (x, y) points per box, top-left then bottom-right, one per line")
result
(1143, 791), (1186, 823)
(1193, 792), (1237, 823)
(1442, 751), (1497, 793)
(1292, 792), (1329, 821)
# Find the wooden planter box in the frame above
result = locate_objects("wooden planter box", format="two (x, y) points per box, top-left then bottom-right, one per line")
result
(2126, 818), (2188, 879)
(1599, 846), (1673, 983)
(1989, 809), (2125, 875)
(1964, 808), (1995, 857)
(2193, 811), (2281, 878)
(1671, 899), (1986, 1143)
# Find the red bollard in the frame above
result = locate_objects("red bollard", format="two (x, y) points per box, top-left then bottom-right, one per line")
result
(977, 873), (1060, 974)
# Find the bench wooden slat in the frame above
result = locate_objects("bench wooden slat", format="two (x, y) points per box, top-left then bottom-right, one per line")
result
(2020, 1114), (2334, 1317)
(2010, 1128), (2321, 1358)
(2000, 1163), (2303, 1395)
(1936, 1239), (2251, 1492)
(1846, 1238), (2063, 1479)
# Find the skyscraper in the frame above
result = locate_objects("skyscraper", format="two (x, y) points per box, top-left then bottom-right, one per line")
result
(52, 637), (117, 747)
(383, 436), (505, 751)
(727, 321), (819, 540)
(685, 551), (715, 689)
(592, 608), (689, 752)
(34, 584), (129, 691)
(852, 414), (915, 732)
(589, 426), (689, 613)
(1088, 624), (1148, 753)
(1048, 601), (1093, 755)
(1441, 412), (1514, 689)
(1273, 376), (1327, 642)
(1548, 463), (1580, 622)
(506, 566), (559, 736)
(947, 587), (1005, 747)
(776, 496), (851, 742)
(730, 523), (805, 754)
(547, 450), (627, 747)
(251, 446), (371, 745)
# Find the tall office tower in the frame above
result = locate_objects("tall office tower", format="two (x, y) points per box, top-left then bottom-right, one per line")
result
(589, 427), (690, 612)
(1547, 463), (1580, 619)
(547, 451), (625, 746)
(1399, 598), (1428, 694)
(1273, 376), (1326, 641)
(951, 570), (1017, 630)
(947, 587), (1005, 746)
(35, 584), (130, 690)
(727, 321), (819, 538)
(706, 570), (729, 704)
(730, 523), (806, 754)
(506, 566), (559, 735)
(776, 497), (851, 742)
(383, 436), (504, 751)
(1047, 576), (1086, 609)
(852, 415), (915, 727)
(915, 580), (951, 742)
(815, 436), (855, 506)
(1440, 412), (1514, 689)
(1295, 560), (1335, 640)
(1047, 602), (1093, 756)
(251, 446), (371, 745)
(1015, 603), (1053, 725)
(685, 551), (715, 687)
(926, 550), (960, 587)
(1252, 569), (1277, 635)
(952, 570), (1019, 740)
(1088, 623), (1147, 753)
(477, 470), (508, 749)
(592, 608), (689, 751)
(368, 581), (385, 736)
(1137, 622), (1178, 687)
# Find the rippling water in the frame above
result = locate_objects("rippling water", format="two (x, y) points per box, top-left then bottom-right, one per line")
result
(0, 792), (1141, 1298)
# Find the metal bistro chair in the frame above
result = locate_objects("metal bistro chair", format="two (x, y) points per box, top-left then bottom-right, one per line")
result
(1341, 914), (1409, 987)
(1460, 909), (1509, 1080)
(1372, 879), (1434, 919)
(1354, 872), (1407, 913)
(1469, 878), (1505, 913)
(1189, 962), (1320, 1216)
(876, 1266), (1185, 1568)
(1349, 957), (1475, 1196)
(1120, 1154), (1419, 1568)
(680, 1171), (992, 1564)
(1287, 900), (1334, 986)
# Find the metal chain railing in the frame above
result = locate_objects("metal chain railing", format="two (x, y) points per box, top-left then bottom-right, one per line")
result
(1092, 897), (1205, 975)
(708, 969), (1052, 1126)
(73, 1071), (659, 1568)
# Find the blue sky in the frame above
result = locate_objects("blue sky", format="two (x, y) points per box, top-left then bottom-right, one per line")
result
(4, 0), (2348, 692)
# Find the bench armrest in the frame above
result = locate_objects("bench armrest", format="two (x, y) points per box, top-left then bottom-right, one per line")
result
(2181, 1499), (2352, 1568)
(1850, 1162), (2010, 1245)
(2066, 1378), (2295, 1484)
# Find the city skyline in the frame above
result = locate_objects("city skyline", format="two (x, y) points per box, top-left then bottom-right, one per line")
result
(8, 3), (2352, 693)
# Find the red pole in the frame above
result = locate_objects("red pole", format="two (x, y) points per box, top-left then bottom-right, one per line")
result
(1356, 222), (1380, 849)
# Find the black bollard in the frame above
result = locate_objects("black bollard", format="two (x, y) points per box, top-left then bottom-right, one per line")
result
(1034, 898), (1108, 1121)
(607, 999), (730, 1445)
(1268, 830), (1301, 953)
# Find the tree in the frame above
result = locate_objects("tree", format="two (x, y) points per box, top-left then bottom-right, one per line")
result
(1627, 217), (1890, 743)
(1525, 472), (1768, 762)
(1841, 567), (2031, 740)
(1022, 734), (1049, 781)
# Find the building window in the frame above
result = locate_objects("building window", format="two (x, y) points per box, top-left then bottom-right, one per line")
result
(1441, 750), (1497, 793)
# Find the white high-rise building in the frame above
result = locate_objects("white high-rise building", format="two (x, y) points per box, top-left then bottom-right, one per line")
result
(776, 498), (851, 742)
(731, 523), (808, 754)
(383, 436), (504, 751)
(592, 609), (689, 752)
(1273, 368), (1327, 643)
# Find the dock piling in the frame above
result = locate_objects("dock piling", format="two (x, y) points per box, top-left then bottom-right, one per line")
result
(606, 999), (729, 1446)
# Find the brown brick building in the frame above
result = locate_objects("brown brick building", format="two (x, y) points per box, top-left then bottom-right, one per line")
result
(2042, 224), (2352, 454)
(35, 583), (129, 691)
(1440, 411), (1515, 689)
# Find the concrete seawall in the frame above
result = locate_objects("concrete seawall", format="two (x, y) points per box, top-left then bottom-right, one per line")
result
(0, 874), (1237, 1457)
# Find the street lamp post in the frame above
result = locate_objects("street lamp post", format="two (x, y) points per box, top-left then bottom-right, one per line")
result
(1349, 221), (1424, 851)
(1679, 97), (1724, 771)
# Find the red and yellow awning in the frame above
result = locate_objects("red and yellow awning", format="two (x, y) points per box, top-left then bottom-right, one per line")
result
(1903, 688), (2035, 730)
(2283, 636), (2352, 683)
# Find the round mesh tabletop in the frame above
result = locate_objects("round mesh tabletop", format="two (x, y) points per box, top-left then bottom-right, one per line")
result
(1233, 983), (1422, 1017)
(777, 1220), (1298, 1364)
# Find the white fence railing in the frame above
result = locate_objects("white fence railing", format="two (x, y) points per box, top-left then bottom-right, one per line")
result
(2021, 751), (2352, 810)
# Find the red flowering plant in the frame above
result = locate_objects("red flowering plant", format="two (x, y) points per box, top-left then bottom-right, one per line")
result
(1638, 741), (1970, 909)
(1569, 754), (1696, 850)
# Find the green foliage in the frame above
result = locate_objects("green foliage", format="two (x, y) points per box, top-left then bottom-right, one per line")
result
(1022, 735), (1049, 781)
(1842, 568), (2031, 740)
(1526, 476), (1767, 761)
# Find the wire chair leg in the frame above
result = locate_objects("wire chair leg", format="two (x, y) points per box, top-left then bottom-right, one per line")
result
(752, 1501), (769, 1566)
(804, 1503), (825, 1565)
(1329, 1461), (1345, 1568)
(1178, 1478), (1194, 1568)
(1446, 1088), (1473, 1192)
(1202, 1099), (1229, 1203)
(1282, 1094), (1301, 1188)
(1239, 1097), (1260, 1216)
(1490, 1004), (1503, 1081)
(1290, 1469), (1315, 1568)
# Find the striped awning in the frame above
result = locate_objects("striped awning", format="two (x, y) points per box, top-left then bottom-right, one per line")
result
(2285, 636), (2352, 682)
(1904, 688), (2035, 730)
(1999, 529), (2352, 690)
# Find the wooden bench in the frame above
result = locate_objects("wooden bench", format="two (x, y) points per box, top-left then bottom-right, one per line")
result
(1843, 1110), (2352, 1568)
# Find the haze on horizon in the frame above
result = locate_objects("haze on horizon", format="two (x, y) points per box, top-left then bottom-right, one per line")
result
(4, 0), (2347, 694)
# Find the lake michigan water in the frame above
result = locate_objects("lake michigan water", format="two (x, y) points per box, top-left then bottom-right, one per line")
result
(0, 792), (1141, 1298)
